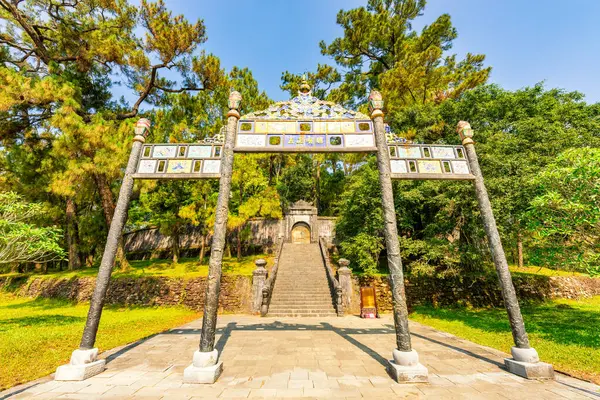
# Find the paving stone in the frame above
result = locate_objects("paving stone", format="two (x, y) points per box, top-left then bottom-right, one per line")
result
(4, 315), (598, 400)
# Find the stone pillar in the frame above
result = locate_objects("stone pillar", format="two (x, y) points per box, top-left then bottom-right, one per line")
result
(184, 92), (241, 384)
(55, 118), (151, 381)
(370, 91), (428, 383)
(252, 259), (268, 313)
(457, 121), (554, 380)
(337, 258), (352, 310)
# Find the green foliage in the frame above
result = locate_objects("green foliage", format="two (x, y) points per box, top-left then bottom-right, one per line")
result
(0, 192), (65, 265)
(335, 159), (384, 274)
(526, 148), (600, 274)
(276, 154), (316, 206)
(340, 232), (383, 275)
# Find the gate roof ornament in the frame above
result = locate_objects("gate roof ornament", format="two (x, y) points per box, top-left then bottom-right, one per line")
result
(240, 83), (369, 121)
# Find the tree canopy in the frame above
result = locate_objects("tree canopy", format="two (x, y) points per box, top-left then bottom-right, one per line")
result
(1, 0), (598, 277)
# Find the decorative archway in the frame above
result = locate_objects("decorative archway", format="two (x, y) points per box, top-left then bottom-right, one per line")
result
(290, 222), (311, 244)
(55, 82), (553, 385)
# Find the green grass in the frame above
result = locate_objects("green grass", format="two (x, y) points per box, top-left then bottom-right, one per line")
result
(508, 265), (587, 277)
(410, 296), (600, 384)
(0, 254), (274, 281)
(0, 293), (199, 390)
(353, 264), (590, 279)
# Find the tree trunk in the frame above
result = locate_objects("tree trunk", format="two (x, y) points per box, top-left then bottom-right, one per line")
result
(172, 229), (180, 264)
(66, 198), (82, 270)
(517, 231), (524, 269)
(236, 227), (242, 261)
(199, 234), (206, 262)
(94, 173), (130, 270)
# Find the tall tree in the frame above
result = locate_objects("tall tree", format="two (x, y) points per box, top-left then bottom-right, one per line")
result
(1, 0), (224, 268)
(309, 0), (490, 109)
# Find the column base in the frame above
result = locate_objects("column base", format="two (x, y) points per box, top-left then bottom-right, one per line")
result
(504, 346), (554, 380)
(387, 349), (428, 383)
(55, 348), (106, 381)
(504, 359), (554, 380)
(387, 360), (429, 383)
(55, 360), (106, 381)
(183, 349), (222, 384)
(183, 361), (223, 384)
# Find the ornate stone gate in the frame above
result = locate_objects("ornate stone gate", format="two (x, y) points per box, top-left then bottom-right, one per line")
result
(54, 83), (554, 384)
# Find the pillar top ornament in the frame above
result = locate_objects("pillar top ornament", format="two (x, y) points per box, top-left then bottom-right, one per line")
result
(368, 90), (384, 119)
(227, 91), (242, 119)
(456, 120), (474, 145)
(133, 118), (151, 143)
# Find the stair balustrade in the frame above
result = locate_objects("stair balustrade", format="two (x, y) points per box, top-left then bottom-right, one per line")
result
(260, 239), (285, 316)
(318, 238), (344, 316)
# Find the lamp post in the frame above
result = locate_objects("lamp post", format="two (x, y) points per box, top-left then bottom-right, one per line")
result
(457, 121), (554, 379)
(370, 90), (428, 383)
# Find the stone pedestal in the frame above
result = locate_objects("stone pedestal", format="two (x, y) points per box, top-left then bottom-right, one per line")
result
(387, 349), (428, 383)
(252, 259), (268, 313)
(504, 346), (554, 380)
(337, 259), (352, 310)
(183, 349), (223, 384)
(55, 348), (106, 381)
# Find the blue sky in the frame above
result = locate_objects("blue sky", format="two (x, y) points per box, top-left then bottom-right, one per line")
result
(147, 0), (600, 103)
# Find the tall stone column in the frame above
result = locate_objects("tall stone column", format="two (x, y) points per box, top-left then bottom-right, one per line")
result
(370, 91), (428, 383)
(184, 91), (241, 384)
(457, 121), (554, 379)
(252, 259), (268, 313)
(55, 118), (151, 381)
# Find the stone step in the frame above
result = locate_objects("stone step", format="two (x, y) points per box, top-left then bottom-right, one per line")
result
(267, 243), (335, 318)
(267, 313), (338, 318)
(270, 304), (335, 309)
(271, 296), (333, 300)
(268, 309), (337, 314)
(272, 286), (330, 290)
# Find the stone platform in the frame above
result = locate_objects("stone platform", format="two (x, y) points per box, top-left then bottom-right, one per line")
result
(3, 315), (598, 399)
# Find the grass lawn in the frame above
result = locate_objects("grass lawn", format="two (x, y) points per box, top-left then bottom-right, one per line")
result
(0, 293), (200, 390)
(0, 254), (274, 282)
(410, 296), (600, 384)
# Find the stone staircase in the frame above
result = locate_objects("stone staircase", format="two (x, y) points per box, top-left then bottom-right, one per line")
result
(267, 243), (337, 317)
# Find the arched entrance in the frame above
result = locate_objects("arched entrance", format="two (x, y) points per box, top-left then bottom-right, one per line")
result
(291, 222), (311, 244)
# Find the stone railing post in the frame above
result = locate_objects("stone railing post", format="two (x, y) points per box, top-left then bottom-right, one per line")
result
(252, 259), (268, 313)
(457, 121), (554, 379)
(337, 258), (352, 310)
(370, 90), (428, 383)
(55, 118), (151, 381)
(184, 91), (241, 384)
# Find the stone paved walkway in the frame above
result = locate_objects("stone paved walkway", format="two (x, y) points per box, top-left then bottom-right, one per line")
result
(4, 315), (599, 399)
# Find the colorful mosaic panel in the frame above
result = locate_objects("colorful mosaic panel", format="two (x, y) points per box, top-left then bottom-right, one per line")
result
(152, 145), (177, 158)
(388, 144), (474, 180)
(187, 145), (212, 158)
(235, 121), (375, 152)
(134, 143), (222, 179)
(167, 159), (192, 174)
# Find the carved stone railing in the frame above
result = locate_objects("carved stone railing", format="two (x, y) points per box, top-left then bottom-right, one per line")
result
(260, 238), (285, 316)
(319, 237), (344, 316)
